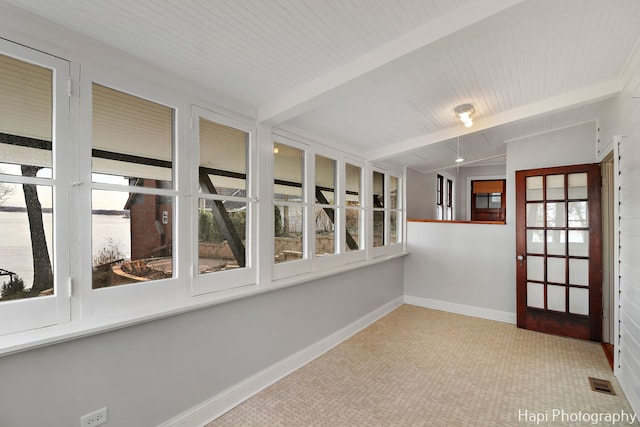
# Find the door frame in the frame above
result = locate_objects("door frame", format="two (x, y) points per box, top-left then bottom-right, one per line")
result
(515, 163), (602, 342)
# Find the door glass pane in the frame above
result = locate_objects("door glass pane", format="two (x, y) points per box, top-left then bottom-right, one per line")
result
(568, 173), (588, 199)
(315, 155), (335, 204)
(546, 174), (564, 200)
(527, 282), (544, 308)
(526, 176), (543, 201)
(198, 199), (246, 274)
(546, 202), (566, 227)
(527, 256), (544, 281)
(527, 230), (544, 254)
(274, 143), (303, 201)
(569, 258), (589, 285)
(568, 230), (589, 257)
(92, 84), (173, 186)
(547, 285), (566, 312)
(547, 230), (566, 255)
(569, 287), (589, 315)
(526, 203), (545, 227)
(200, 118), (247, 194)
(547, 257), (565, 284)
(0, 53), (53, 174)
(0, 184), (53, 300)
(315, 207), (335, 256)
(274, 204), (303, 263)
(568, 202), (588, 227)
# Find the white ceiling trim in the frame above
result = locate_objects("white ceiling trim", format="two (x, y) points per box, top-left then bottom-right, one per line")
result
(257, 0), (526, 126)
(367, 78), (623, 161)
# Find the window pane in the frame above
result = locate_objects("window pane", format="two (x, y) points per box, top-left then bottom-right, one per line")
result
(0, 53), (53, 174)
(274, 204), (304, 263)
(345, 163), (361, 207)
(315, 155), (335, 204)
(389, 176), (399, 209)
(373, 210), (384, 247)
(199, 118), (247, 195)
(274, 143), (303, 202)
(92, 190), (173, 288)
(345, 208), (360, 252)
(373, 171), (384, 207)
(390, 211), (399, 244)
(476, 194), (489, 209)
(198, 199), (246, 274)
(0, 183), (53, 301)
(489, 193), (502, 209)
(92, 84), (173, 185)
(315, 207), (335, 256)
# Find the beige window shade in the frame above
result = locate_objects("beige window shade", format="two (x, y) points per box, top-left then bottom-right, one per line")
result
(92, 83), (173, 182)
(0, 53), (52, 141)
(199, 118), (247, 174)
(274, 143), (304, 198)
(473, 180), (505, 194)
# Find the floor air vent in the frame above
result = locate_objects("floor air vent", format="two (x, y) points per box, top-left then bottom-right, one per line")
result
(588, 377), (616, 395)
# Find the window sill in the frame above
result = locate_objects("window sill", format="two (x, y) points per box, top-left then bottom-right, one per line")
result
(0, 250), (408, 358)
(407, 219), (506, 225)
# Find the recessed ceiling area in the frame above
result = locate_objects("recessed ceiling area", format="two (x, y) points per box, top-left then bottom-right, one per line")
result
(2, 0), (639, 172)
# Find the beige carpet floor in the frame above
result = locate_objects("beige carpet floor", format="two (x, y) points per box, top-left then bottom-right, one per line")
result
(208, 304), (638, 426)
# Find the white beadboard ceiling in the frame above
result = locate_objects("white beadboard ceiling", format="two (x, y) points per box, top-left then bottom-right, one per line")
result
(3, 0), (640, 172)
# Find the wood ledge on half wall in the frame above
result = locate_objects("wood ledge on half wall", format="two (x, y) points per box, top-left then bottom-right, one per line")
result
(407, 219), (506, 225)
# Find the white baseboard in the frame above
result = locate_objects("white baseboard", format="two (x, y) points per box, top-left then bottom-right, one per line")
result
(404, 295), (516, 324)
(161, 296), (404, 427)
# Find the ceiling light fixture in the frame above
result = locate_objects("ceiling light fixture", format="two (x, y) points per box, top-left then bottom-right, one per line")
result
(455, 103), (475, 128)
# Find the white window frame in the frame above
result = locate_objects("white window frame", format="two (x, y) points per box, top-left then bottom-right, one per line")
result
(191, 106), (257, 295)
(436, 170), (455, 221)
(0, 40), (71, 335)
(341, 157), (367, 265)
(273, 135), (311, 280)
(78, 67), (184, 319)
(370, 167), (404, 258)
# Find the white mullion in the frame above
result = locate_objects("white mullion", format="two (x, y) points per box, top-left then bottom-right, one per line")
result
(90, 181), (178, 197)
(0, 174), (53, 187)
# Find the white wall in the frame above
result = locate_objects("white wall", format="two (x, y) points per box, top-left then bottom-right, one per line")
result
(0, 259), (404, 426)
(598, 48), (640, 415)
(405, 167), (434, 219)
(404, 221), (514, 322)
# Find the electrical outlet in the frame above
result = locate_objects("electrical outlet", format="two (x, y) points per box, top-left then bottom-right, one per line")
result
(80, 407), (107, 427)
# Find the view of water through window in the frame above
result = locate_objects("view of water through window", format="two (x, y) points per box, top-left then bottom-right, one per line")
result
(0, 210), (130, 289)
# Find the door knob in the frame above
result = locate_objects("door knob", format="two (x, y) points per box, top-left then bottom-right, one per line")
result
(517, 254), (524, 266)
